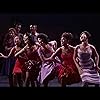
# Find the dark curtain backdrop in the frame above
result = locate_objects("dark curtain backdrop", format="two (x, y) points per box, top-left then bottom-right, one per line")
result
(0, 13), (100, 53)
(0, 13), (100, 72)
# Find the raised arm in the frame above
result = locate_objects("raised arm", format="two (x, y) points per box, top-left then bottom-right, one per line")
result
(14, 45), (27, 57)
(50, 47), (61, 59)
(49, 40), (57, 50)
(43, 47), (61, 61)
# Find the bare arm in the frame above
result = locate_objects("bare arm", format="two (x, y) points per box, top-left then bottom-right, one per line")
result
(73, 45), (82, 74)
(0, 47), (14, 58)
(50, 47), (61, 59)
(37, 48), (44, 62)
(69, 45), (75, 49)
(42, 47), (61, 61)
(49, 40), (57, 50)
(90, 45), (99, 68)
(73, 46), (79, 67)
(14, 45), (27, 57)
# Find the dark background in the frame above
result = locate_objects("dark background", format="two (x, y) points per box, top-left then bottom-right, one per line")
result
(0, 0), (99, 96)
(0, 13), (100, 51)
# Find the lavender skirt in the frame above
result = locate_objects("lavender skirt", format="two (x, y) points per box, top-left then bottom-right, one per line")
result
(37, 61), (59, 84)
(81, 68), (100, 84)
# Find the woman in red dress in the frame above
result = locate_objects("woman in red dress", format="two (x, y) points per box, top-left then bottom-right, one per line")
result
(15, 32), (41, 87)
(0, 35), (25, 87)
(44, 32), (81, 87)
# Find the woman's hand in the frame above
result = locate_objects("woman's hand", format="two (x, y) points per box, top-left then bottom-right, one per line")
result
(0, 53), (4, 58)
(0, 53), (3, 56)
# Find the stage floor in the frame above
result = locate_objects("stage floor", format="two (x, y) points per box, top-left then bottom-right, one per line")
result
(0, 75), (83, 87)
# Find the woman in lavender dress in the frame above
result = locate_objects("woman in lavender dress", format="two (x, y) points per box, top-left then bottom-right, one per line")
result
(73, 31), (100, 87)
(37, 33), (60, 87)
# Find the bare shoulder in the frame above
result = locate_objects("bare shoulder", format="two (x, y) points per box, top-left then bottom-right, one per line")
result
(89, 44), (96, 50)
(11, 46), (16, 51)
(69, 45), (75, 49)
(74, 45), (80, 49)
(60, 46), (64, 50)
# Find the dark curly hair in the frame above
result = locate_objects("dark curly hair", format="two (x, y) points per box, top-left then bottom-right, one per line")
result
(37, 33), (49, 44)
(80, 31), (91, 39)
(61, 32), (73, 42)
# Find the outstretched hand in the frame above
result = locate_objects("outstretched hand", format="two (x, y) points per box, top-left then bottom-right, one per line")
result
(0, 53), (3, 57)
(0, 53), (2, 55)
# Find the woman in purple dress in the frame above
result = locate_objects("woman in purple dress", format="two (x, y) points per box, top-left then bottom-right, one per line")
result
(73, 31), (100, 87)
(37, 33), (60, 87)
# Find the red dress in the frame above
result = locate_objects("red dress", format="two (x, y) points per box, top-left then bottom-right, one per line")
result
(57, 47), (81, 85)
(12, 48), (26, 74)
(24, 46), (41, 80)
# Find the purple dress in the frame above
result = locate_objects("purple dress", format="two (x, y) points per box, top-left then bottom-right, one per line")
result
(37, 46), (60, 84)
(77, 45), (100, 84)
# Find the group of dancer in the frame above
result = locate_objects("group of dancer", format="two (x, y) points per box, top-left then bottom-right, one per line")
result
(0, 22), (100, 87)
